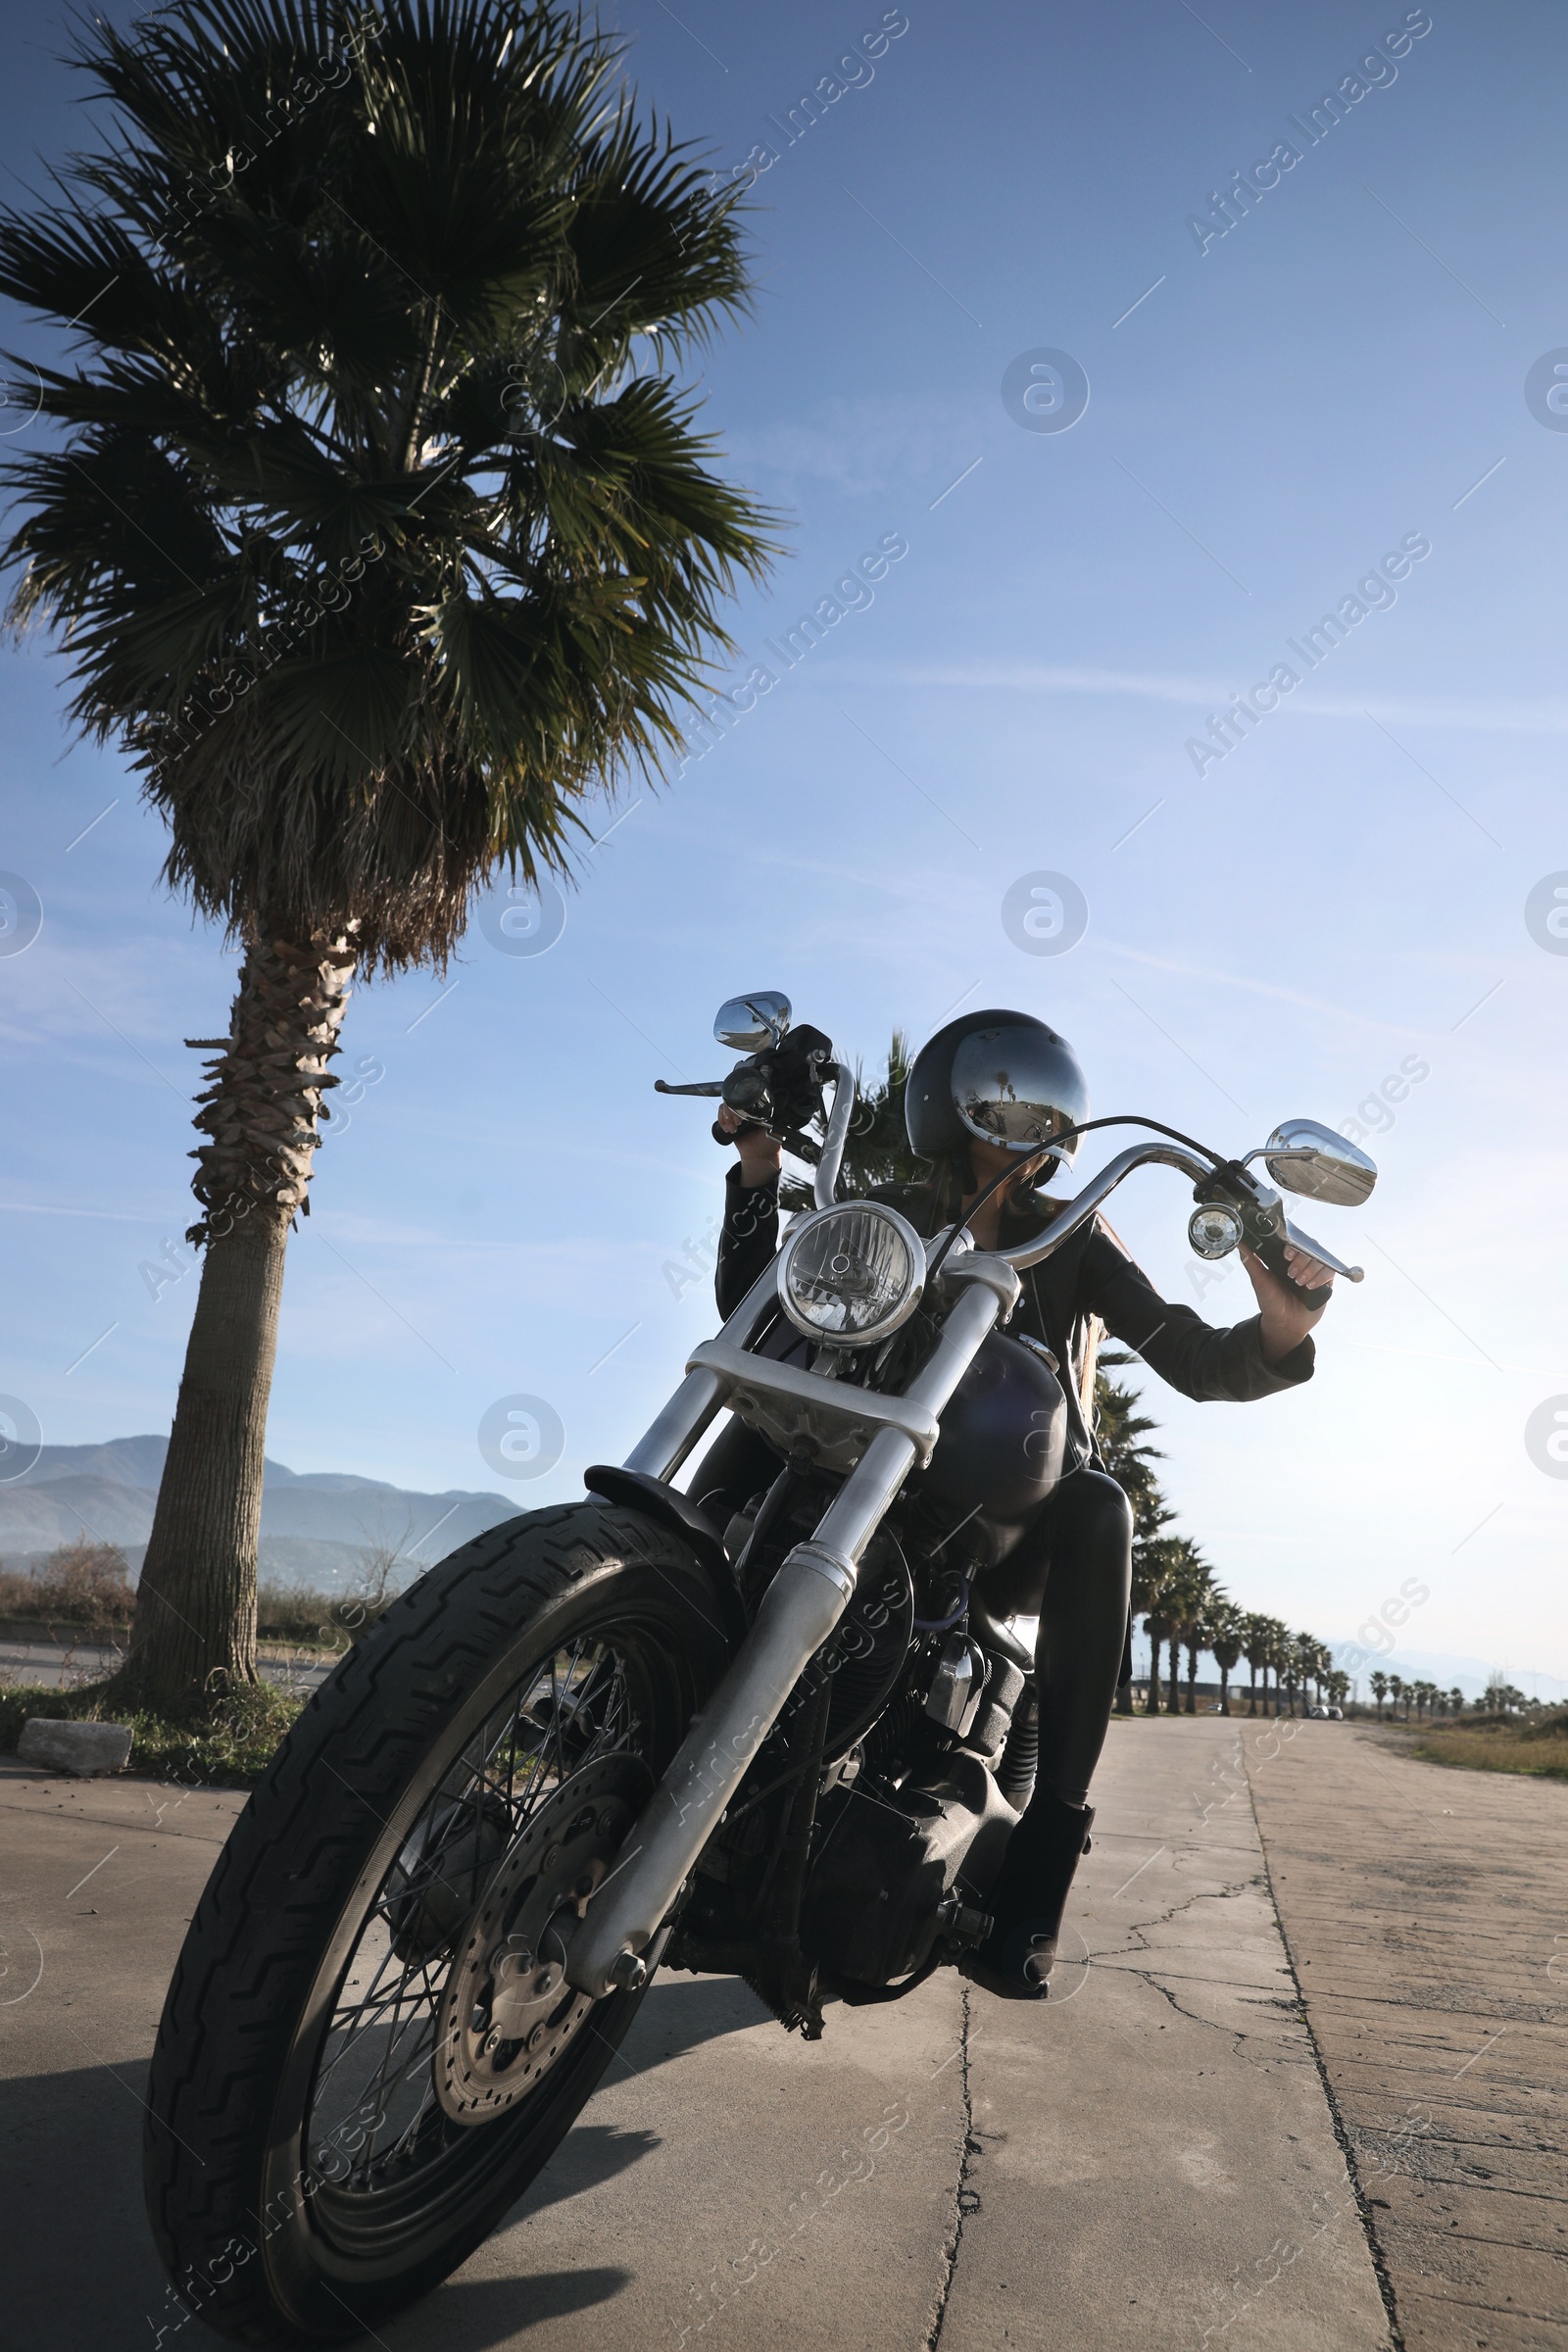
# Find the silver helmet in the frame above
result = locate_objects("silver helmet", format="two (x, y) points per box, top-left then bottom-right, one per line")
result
(906, 1010), (1090, 1165)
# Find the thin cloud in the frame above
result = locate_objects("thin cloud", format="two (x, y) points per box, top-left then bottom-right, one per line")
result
(863, 661), (1568, 737)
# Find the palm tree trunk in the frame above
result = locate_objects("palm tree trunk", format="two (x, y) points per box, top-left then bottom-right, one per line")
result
(115, 926), (354, 1714)
(1185, 1642), (1199, 1715)
(1219, 1664), (1230, 1716)
(1167, 1635), (1181, 1715)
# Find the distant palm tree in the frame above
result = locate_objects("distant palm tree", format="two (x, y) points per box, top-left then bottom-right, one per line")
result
(1208, 1600), (1244, 1716)
(1157, 1540), (1212, 1715)
(1099, 1352), (1174, 1718)
(1139, 1541), (1190, 1717)
(0, 0), (774, 1713)
(1311, 1638), (1334, 1709)
(1389, 1674), (1406, 1721)
(1186, 1570), (1224, 1716)
(1142, 1589), (1174, 1716)
(1261, 1616), (1292, 1717)
(786, 1032), (925, 1207)
(1370, 1669), (1389, 1720)
(1242, 1612), (1272, 1717)
(1291, 1631), (1322, 1715)
(1097, 1351), (1173, 1552)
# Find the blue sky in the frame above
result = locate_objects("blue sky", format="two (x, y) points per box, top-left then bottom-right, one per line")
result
(2, 0), (1566, 1687)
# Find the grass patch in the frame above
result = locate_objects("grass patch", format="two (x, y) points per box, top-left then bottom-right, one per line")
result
(0, 1677), (304, 1787)
(1410, 1707), (1568, 1781)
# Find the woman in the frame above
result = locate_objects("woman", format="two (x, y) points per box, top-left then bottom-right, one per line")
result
(701, 1008), (1334, 1999)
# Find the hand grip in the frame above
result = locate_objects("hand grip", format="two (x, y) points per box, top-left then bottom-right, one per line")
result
(1251, 1228), (1332, 1313)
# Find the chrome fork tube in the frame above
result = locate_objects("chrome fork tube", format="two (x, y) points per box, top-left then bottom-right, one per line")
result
(564, 1273), (1007, 1998)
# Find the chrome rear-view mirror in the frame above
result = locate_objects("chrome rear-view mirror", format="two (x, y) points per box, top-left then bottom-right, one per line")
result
(1262, 1119), (1377, 1206)
(714, 991), (792, 1052)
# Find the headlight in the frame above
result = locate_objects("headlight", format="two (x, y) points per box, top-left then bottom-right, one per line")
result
(777, 1202), (925, 1346)
(1188, 1202), (1244, 1260)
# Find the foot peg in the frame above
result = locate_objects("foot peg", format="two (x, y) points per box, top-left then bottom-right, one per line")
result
(935, 1895), (993, 1947)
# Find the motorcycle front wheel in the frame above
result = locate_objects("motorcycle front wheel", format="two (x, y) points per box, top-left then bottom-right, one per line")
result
(143, 1500), (731, 2344)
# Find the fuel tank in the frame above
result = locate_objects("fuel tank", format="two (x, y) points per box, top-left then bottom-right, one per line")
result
(910, 1332), (1066, 1566)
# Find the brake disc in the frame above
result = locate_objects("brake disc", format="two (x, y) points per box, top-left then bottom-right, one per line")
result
(433, 1752), (650, 2127)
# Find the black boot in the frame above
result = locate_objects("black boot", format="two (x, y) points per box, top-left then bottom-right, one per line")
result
(959, 1792), (1094, 2001)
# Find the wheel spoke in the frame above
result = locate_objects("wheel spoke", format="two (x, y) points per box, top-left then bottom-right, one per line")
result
(305, 1628), (647, 2199)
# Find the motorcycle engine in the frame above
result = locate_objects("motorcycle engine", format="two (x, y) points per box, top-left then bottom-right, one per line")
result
(800, 1749), (1018, 1986)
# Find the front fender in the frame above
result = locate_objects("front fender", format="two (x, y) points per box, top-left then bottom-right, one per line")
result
(583, 1466), (748, 1652)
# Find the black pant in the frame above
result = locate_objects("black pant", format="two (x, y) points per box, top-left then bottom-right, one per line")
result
(690, 1429), (1132, 1811)
(988, 1464), (1132, 1810)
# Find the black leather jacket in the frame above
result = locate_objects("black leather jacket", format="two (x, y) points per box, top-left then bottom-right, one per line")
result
(715, 1165), (1314, 1470)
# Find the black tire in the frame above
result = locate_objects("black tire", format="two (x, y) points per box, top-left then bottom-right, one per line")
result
(143, 1501), (732, 2345)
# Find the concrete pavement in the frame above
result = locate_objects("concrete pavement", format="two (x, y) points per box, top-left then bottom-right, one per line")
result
(3, 1716), (1552, 2350)
(1247, 1717), (1568, 2352)
(943, 1714), (1392, 2352)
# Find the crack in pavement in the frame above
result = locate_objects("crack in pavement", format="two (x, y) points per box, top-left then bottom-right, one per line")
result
(1103, 1872), (1259, 1942)
(1096, 1959), (1315, 2071)
(1243, 1740), (1407, 2351)
(924, 1984), (977, 2350)
(1087, 1855), (1313, 2067)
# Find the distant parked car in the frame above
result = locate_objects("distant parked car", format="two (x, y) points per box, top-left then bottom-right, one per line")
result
(1308, 1704), (1344, 1720)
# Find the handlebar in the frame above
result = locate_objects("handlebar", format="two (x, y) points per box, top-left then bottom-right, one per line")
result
(999, 1142), (1214, 1269)
(658, 1035), (1367, 1304)
(814, 1063), (856, 1211)
(994, 1138), (1363, 1305)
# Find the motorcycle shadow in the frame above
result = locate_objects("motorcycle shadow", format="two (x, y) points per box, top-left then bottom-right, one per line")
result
(383, 1976), (772, 2343)
(502, 1973), (770, 2221)
(383, 2268), (632, 2347)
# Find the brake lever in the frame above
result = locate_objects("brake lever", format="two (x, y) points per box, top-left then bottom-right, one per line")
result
(654, 1079), (728, 1098)
(1196, 1165), (1350, 1311)
(1280, 1215), (1363, 1284)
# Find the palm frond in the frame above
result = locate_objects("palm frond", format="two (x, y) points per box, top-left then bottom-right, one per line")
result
(1, 0), (779, 973)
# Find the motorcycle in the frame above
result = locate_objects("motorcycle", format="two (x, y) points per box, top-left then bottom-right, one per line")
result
(143, 991), (1376, 2341)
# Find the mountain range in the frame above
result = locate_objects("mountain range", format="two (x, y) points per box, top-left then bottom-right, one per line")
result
(9, 1445), (1558, 1700)
(0, 1435), (518, 1590)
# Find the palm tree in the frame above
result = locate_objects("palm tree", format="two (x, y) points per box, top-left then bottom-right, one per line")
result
(1208, 1599), (1244, 1716)
(1370, 1669), (1389, 1720)
(1171, 1546), (1216, 1715)
(1096, 1352), (1172, 1550)
(790, 1032), (925, 1208)
(1302, 1635), (1331, 1711)
(1282, 1635), (1302, 1718)
(1242, 1612), (1271, 1716)
(1388, 1674), (1405, 1721)
(1135, 1535), (1201, 1715)
(1099, 1355), (1174, 1717)
(1139, 1540), (1191, 1717)
(1141, 1583), (1173, 1716)
(0, 0), (774, 1714)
